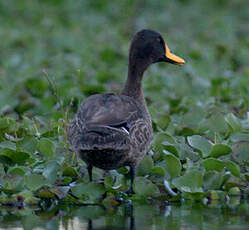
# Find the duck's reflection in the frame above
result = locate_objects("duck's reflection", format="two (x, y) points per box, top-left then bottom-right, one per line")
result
(87, 204), (135, 230)
(1, 200), (248, 230)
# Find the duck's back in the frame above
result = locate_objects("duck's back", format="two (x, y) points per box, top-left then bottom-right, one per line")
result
(68, 93), (153, 169)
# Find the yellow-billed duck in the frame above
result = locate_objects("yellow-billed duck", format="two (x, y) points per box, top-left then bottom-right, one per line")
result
(68, 29), (185, 193)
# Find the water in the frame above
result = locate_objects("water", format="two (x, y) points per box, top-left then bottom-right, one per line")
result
(0, 198), (248, 230)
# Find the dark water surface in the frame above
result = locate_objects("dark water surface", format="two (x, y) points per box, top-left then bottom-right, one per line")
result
(0, 198), (248, 230)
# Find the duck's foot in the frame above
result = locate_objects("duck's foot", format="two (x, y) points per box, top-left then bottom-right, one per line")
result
(126, 187), (135, 195)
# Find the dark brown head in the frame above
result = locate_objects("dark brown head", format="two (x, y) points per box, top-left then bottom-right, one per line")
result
(129, 29), (185, 72)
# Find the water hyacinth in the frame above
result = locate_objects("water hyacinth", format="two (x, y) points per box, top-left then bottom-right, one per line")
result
(0, 0), (248, 209)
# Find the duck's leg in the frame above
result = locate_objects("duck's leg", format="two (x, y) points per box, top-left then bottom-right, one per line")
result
(87, 164), (93, 182)
(127, 166), (136, 194)
(87, 219), (92, 230)
(129, 204), (135, 230)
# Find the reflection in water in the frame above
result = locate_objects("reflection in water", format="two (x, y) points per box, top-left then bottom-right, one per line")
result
(87, 204), (135, 230)
(0, 198), (248, 230)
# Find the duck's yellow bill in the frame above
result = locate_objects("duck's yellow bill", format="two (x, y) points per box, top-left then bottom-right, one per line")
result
(165, 44), (185, 65)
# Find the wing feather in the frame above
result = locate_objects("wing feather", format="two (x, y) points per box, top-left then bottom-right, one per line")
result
(67, 93), (146, 151)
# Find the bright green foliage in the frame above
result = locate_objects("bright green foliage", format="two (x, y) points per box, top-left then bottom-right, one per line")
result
(37, 138), (55, 158)
(172, 170), (204, 194)
(0, 0), (249, 206)
(134, 177), (160, 197)
(187, 135), (212, 157)
(225, 160), (241, 177)
(225, 113), (242, 133)
(71, 182), (105, 202)
(24, 174), (48, 191)
(204, 171), (230, 191)
(136, 155), (154, 176)
(164, 152), (182, 179)
(209, 144), (232, 158)
(202, 158), (225, 172)
(43, 160), (60, 183)
(232, 141), (249, 164)
(0, 149), (30, 165)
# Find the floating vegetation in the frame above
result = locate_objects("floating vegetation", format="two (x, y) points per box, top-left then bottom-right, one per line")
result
(0, 0), (248, 207)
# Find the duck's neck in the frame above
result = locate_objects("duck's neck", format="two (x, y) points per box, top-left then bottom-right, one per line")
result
(122, 60), (147, 106)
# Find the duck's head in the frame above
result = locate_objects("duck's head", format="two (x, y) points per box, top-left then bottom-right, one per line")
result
(129, 29), (185, 70)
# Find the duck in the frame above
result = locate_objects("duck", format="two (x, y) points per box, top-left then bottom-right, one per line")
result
(67, 29), (185, 194)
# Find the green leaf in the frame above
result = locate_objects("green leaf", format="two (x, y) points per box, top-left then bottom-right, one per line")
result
(244, 172), (249, 182)
(203, 171), (226, 190)
(177, 142), (200, 161)
(162, 144), (178, 156)
(206, 112), (228, 133)
(1, 174), (24, 191)
(164, 152), (182, 179)
(152, 132), (176, 161)
(50, 186), (70, 199)
(71, 182), (105, 201)
(25, 78), (47, 97)
(104, 175), (114, 190)
(150, 166), (165, 177)
(207, 190), (226, 201)
(230, 133), (249, 142)
(202, 158), (225, 172)
(37, 138), (55, 158)
(104, 171), (123, 190)
(43, 160), (60, 183)
(0, 163), (5, 176)
(136, 155), (154, 176)
(207, 190), (220, 200)
(187, 135), (212, 157)
(157, 114), (171, 130)
(228, 187), (240, 195)
(0, 141), (16, 151)
(0, 117), (9, 129)
(35, 188), (56, 198)
(62, 166), (78, 178)
(8, 166), (27, 175)
(225, 160), (240, 177)
(177, 127), (195, 137)
(153, 132), (176, 152)
(172, 169), (203, 193)
(36, 186), (69, 199)
(16, 136), (38, 154)
(0, 148), (30, 165)
(62, 176), (72, 185)
(180, 106), (206, 129)
(208, 190), (219, 200)
(232, 141), (249, 164)
(24, 174), (48, 191)
(0, 117), (19, 132)
(134, 177), (160, 196)
(17, 190), (40, 205)
(225, 113), (242, 133)
(224, 176), (248, 190)
(0, 193), (10, 205)
(209, 144), (232, 158)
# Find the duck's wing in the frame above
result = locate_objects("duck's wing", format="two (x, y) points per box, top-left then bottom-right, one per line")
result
(78, 93), (145, 127)
(67, 93), (146, 150)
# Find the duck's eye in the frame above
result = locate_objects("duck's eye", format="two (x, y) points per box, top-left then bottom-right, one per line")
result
(156, 37), (161, 43)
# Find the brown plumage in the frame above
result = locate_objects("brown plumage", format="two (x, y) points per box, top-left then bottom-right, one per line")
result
(67, 29), (185, 193)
